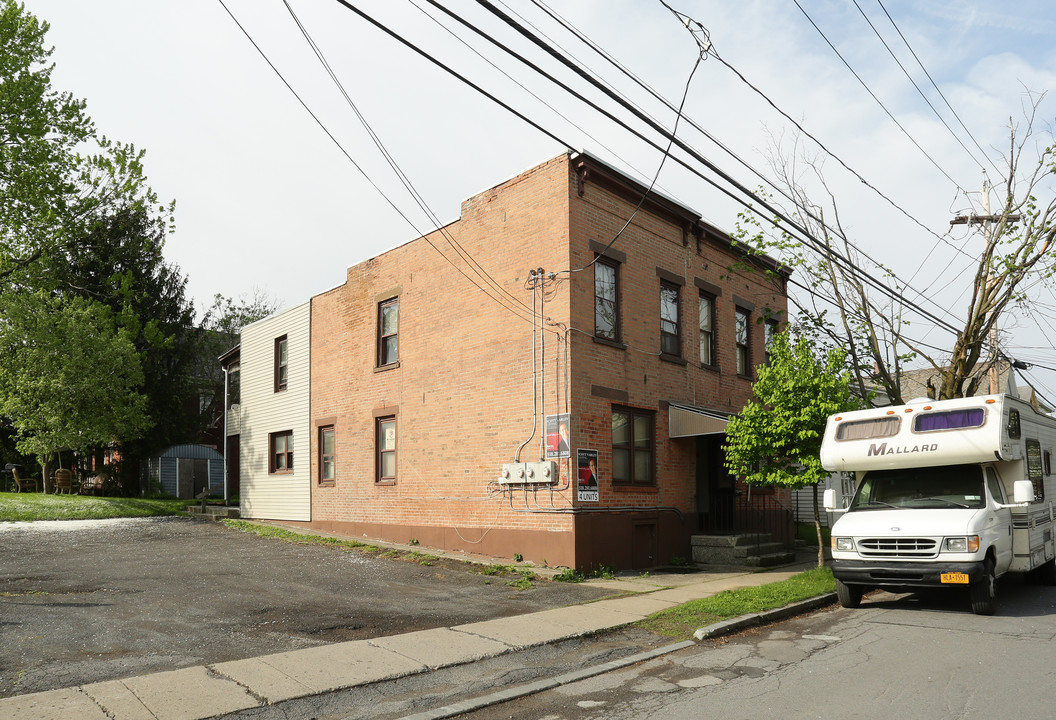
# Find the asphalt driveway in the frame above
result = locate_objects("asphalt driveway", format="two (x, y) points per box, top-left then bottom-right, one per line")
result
(0, 516), (610, 698)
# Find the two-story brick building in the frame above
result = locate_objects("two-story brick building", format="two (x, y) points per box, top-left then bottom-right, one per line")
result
(228, 152), (789, 570)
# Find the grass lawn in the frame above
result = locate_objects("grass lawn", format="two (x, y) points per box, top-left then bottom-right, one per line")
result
(637, 566), (836, 639)
(0, 492), (188, 522)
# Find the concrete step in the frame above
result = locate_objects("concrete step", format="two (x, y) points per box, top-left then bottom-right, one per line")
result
(746, 551), (797, 567)
(691, 533), (772, 549)
(186, 505), (240, 521)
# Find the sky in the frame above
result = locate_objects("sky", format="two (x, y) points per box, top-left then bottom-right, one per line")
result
(26, 0), (1056, 394)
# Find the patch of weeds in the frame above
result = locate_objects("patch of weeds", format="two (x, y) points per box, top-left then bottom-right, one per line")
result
(669, 556), (688, 567)
(409, 538), (419, 546)
(360, 545), (380, 553)
(406, 551), (439, 566)
(506, 568), (537, 590)
(513, 553), (523, 562)
(553, 567), (585, 583)
(479, 564), (513, 576)
(639, 571), (651, 578)
(0, 590), (47, 597)
(379, 549), (400, 559)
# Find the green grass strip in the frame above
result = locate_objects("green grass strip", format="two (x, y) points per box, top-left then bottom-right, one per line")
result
(0, 492), (188, 522)
(638, 567), (835, 639)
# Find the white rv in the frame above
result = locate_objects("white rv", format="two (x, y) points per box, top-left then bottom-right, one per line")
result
(821, 394), (1056, 615)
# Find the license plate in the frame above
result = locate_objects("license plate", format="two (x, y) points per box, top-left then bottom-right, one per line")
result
(940, 572), (969, 584)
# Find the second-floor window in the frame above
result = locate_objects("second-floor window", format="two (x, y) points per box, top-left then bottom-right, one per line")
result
(735, 308), (751, 376)
(765, 319), (780, 364)
(274, 335), (288, 392)
(377, 416), (397, 483)
(594, 257), (619, 341)
(612, 407), (654, 485)
(699, 293), (715, 366)
(378, 297), (399, 367)
(660, 281), (680, 357)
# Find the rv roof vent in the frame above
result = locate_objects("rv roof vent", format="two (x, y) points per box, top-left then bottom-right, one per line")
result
(906, 397), (932, 405)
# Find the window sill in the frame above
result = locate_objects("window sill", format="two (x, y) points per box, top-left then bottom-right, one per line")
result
(269, 470), (293, 476)
(374, 361), (401, 374)
(659, 353), (687, 366)
(317, 480), (336, 488)
(593, 336), (626, 350)
(612, 483), (659, 493)
(375, 480), (396, 486)
(700, 362), (720, 373)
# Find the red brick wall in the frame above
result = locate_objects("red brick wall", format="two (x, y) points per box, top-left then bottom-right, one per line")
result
(306, 153), (789, 571)
(309, 154), (581, 566)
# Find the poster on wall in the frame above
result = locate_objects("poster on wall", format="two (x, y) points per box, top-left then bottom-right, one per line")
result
(545, 413), (571, 459)
(577, 448), (599, 502)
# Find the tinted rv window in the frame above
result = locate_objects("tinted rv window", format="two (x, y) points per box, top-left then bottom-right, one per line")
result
(913, 408), (985, 432)
(850, 464), (985, 511)
(835, 417), (900, 441)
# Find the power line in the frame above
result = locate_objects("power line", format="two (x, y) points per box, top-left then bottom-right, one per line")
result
(874, 0), (1002, 176)
(849, 0), (992, 173)
(281, 0), (535, 320)
(791, 0), (966, 192)
(455, 0), (966, 337)
(217, 0), (537, 325)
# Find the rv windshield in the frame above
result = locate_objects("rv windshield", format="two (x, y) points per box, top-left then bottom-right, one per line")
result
(849, 464), (986, 511)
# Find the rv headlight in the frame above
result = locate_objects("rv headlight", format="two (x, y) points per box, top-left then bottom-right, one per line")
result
(834, 537), (854, 551)
(945, 536), (979, 553)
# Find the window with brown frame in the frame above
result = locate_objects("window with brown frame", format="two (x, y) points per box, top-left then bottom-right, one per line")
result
(274, 335), (288, 392)
(376, 416), (397, 483)
(699, 292), (715, 366)
(319, 426), (335, 483)
(735, 307), (751, 376)
(764, 319), (780, 365)
(594, 257), (620, 341)
(611, 406), (654, 486)
(378, 298), (399, 367)
(269, 430), (293, 474)
(660, 281), (681, 357)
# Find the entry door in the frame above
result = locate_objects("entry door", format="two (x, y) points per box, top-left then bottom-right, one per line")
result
(696, 435), (735, 533)
(177, 458), (209, 499)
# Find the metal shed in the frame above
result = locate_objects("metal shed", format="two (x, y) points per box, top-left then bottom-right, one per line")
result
(142, 444), (224, 499)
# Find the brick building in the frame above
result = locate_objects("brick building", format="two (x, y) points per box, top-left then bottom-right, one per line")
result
(230, 152), (790, 570)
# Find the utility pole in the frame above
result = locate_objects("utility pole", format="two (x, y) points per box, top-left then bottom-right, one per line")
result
(951, 179), (1022, 394)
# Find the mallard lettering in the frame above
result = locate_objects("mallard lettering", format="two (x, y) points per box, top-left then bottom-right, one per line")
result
(867, 443), (939, 456)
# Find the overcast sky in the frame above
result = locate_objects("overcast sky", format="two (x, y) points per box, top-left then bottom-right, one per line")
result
(27, 0), (1056, 394)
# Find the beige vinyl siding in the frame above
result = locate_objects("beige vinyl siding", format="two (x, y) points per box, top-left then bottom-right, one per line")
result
(239, 302), (311, 521)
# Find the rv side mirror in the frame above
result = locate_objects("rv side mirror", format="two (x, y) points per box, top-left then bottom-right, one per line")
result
(823, 488), (838, 511)
(1013, 480), (1035, 504)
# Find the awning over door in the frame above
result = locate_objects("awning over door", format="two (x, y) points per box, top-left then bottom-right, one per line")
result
(668, 402), (732, 438)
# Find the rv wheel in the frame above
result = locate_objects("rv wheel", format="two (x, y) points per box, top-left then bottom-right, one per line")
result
(836, 580), (863, 608)
(970, 559), (996, 615)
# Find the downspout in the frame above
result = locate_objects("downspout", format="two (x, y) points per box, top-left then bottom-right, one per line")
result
(222, 366), (229, 505)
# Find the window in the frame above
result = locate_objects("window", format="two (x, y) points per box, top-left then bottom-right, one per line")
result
(764, 319), (780, 364)
(612, 407), (654, 485)
(698, 293), (715, 366)
(269, 431), (293, 474)
(735, 308), (751, 375)
(227, 364), (240, 407)
(274, 335), (288, 392)
(594, 257), (619, 341)
(376, 416), (397, 482)
(378, 298), (399, 367)
(914, 408), (985, 432)
(1007, 409), (1021, 439)
(660, 282), (680, 357)
(1027, 438), (1044, 501)
(319, 426), (335, 483)
(836, 417), (901, 441)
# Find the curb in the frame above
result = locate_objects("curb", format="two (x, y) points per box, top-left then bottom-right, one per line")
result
(398, 640), (696, 720)
(693, 593), (838, 639)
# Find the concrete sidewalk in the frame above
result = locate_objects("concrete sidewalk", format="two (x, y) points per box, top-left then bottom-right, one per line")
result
(2, 559), (820, 720)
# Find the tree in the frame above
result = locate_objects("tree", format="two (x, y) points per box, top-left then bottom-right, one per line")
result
(735, 104), (1056, 405)
(0, 293), (151, 491)
(724, 331), (863, 567)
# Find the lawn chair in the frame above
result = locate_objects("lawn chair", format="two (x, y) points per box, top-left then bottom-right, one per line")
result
(53, 468), (74, 494)
(11, 466), (38, 493)
(80, 473), (108, 496)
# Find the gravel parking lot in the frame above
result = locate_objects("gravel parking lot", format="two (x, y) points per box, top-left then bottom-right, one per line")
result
(0, 516), (610, 698)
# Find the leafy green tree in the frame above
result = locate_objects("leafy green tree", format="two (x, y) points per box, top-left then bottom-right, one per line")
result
(0, 293), (151, 492)
(724, 330), (863, 566)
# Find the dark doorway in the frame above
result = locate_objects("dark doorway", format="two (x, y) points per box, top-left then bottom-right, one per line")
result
(696, 435), (735, 533)
(631, 522), (657, 569)
(226, 434), (240, 498)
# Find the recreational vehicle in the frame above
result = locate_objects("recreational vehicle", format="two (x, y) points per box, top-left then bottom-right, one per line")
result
(821, 394), (1056, 615)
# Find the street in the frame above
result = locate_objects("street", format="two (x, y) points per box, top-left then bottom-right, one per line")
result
(463, 578), (1056, 720)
